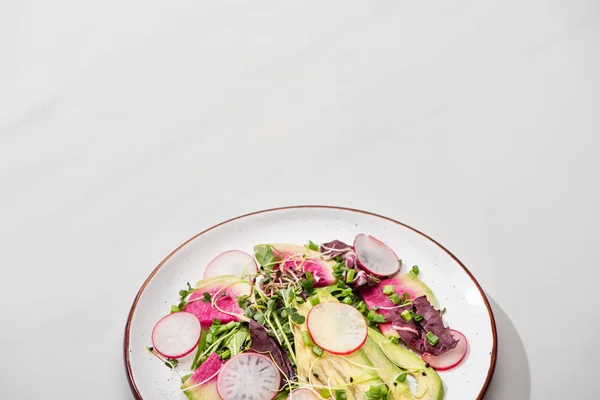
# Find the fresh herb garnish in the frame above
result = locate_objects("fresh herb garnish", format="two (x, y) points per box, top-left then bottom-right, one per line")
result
(307, 240), (320, 252)
(254, 245), (276, 270)
(426, 331), (439, 346)
(312, 345), (324, 357)
(382, 285), (395, 295)
(202, 292), (212, 303)
(364, 384), (388, 400)
(401, 309), (413, 322)
(411, 265), (420, 275)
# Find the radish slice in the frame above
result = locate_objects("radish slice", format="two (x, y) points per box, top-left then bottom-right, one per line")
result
(354, 234), (400, 277)
(217, 353), (280, 400)
(203, 250), (258, 279)
(287, 388), (321, 399)
(421, 329), (468, 371)
(151, 312), (202, 358)
(307, 302), (367, 355)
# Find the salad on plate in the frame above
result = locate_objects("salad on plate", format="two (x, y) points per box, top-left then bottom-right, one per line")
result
(147, 234), (468, 400)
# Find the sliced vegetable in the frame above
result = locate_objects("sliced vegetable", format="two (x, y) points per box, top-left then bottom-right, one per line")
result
(421, 329), (468, 371)
(185, 276), (251, 325)
(216, 353), (280, 400)
(353, 234), (401, 277)
(287, 388), (320, 400)
(151, 311), (201, 358)
(359, 272), (436, 337)
(203, 250), (258, 279)
(268, 244), (337, 287)
(307, 302), (367, 355)
(181, 353), (225, 399)
(319, 239), (353, 260)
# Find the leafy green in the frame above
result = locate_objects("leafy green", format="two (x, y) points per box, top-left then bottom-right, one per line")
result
(254, 245), (276, 269)
(364, 384), (388, 400)
(223, 326), (250, 357)
(202, 292), (212, 303)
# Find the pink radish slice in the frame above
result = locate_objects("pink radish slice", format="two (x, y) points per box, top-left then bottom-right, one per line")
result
(287, 389), (321, 399)
(203, 250), (258, 279)
(354, 234), (400, 277)
(421, 329), (468, 371)
(151, 312), (202, 358)
(307, 302), (367, 355)
(217, 353), (280, 400)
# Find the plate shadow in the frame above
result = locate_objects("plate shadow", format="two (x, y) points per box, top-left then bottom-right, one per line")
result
(484, 296), (531, 400)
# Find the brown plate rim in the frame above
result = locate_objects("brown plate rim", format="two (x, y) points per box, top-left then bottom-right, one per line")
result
(124, 205), (498, 399)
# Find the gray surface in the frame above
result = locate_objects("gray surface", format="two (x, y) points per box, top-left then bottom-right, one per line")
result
(1, 1), (599, 399)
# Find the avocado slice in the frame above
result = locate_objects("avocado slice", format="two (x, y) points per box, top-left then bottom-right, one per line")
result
(368, 328), (445, 400)
(361, 335), (412, 400)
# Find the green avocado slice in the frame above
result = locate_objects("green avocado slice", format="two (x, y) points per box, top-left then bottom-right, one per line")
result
(368, 328), (445, 400)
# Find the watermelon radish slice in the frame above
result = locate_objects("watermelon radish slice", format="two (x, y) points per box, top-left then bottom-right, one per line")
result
(354, 234), (401, 277)
(185, 275), (251, 325)
(287, 388), (321, 399)
(151, 311), (201, 358)
(359, 273), (436, 337)
(421, 329), (468, 371)
(181, 352), (225, 399)
(203, 250), (258, 279)
(307, 302), (367, 355)
(217, 353), (280, 400)
(269, 244), (336, 287)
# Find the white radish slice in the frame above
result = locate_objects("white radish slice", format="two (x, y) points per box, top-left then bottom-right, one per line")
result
(421, 329), (468, 371)
(287, 388), (321, 399)
(217, 353), (280, 400)
(354, 234), (400, 277)
(151, 312), (201, 358)
(203, 250), (258, 279)
(307, 302), (367, 355)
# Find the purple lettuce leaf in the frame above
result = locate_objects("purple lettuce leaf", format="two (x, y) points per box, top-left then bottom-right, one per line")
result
(320, 240), (353, 260)
(248, 320), (295, 385)
(389, 296), (458, 356)
(412, 296), (458, 356)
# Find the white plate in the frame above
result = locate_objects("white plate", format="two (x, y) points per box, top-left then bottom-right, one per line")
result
(125, 206), (497, 399)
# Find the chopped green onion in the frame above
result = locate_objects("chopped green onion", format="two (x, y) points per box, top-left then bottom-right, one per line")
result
(302, 330), (313, 346)
(312, 346), (324, 357)
(426, 331), (439, 346)
(170, 305), (180, 313)
(372, 313), (386, 323)
(401, 309), (413, 322)
(382, 285), (395, 295)
(411, 265), (419, 275)
(345, 269), (356, 283)
(367, 310), (376, 320)
(396, 372), (407, 383)
(309, 296), (321, 306)
(219, 349), (231, 360)
(388, 293), (401, 305)
(308, 240), (320, 252)
(411, 311), (424, 322)
(343, 296), (353, 305)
